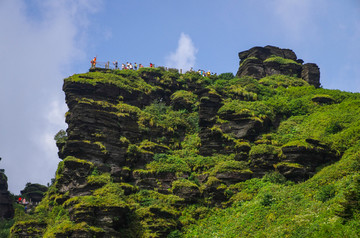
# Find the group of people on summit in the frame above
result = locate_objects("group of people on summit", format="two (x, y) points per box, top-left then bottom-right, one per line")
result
(90, 56), (214, 76)
(119, 62), (146, 70)
(91, 56), (152, 70)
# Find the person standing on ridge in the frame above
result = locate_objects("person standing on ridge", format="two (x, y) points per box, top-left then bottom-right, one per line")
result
(113, 61), (118, 69)
(91, 56), (97, 68)
(134, 62), (138, 70)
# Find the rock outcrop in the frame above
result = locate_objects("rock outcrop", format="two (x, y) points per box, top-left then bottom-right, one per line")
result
(13, 46), (338, 237)
(20, 183), (48, 203)
(236, 45), (321, 88)
(0, 170), (14, 219)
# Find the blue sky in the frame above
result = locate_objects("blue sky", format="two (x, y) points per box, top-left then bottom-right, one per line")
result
(0, 0), (359, 193)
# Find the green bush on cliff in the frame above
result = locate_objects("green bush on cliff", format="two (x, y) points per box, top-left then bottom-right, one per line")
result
(259, 75), (309, 88)
(211, 160), (250, 175)
(211, 76), (274, 100)
(249, 144), (282, 157)
(264, 56), (301, 65)
(65, 71), (157, 94)
(147, 154), (191, 173)
(170, 90), (199, 108)
(139, 101), (199, 133)
(219, 98), (274, 121)
(271, 97), (360, 153)
(171, 179), (199, 192)
(54, 129), (67, 144)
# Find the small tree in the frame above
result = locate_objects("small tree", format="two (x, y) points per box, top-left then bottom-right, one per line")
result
(54, 129), (67, 144)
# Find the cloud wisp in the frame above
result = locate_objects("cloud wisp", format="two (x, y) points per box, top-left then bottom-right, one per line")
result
(166, 33), (198, 71)
(0, 0), (101, 193)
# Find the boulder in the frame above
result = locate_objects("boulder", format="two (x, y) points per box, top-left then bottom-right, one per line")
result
(249, 154), (280, 178)
(215, 170), (253, 184)
(301, 63), (321, 88)
(312, 95), (335, 105)
(202, 177), (228, 204)
(279, 143), (339, 181)
(172, 180), (201, 203)
(236, 45), (321, 88)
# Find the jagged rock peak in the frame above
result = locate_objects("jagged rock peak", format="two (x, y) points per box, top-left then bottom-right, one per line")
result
(236, 45), (320, 88)
(238, 45), (298, 62)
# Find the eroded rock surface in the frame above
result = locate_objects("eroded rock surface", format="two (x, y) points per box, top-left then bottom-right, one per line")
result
(236, 45), (320, 88)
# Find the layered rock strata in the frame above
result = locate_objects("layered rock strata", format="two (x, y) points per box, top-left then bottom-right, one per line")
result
(236, 45), (320, 88)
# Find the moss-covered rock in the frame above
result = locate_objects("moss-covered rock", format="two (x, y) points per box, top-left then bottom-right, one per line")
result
(171, 180), (201, 203)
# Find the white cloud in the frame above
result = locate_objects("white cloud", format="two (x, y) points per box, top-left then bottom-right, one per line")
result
(166, 33), (198, 71)
(46, 100), (68, 128)
(0, 0), (100, 193)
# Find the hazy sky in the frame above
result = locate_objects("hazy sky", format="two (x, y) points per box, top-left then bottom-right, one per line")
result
(1, 0), (359, 193)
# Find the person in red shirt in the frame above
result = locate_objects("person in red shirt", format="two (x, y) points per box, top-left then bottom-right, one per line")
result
(91, 56), (97, 68)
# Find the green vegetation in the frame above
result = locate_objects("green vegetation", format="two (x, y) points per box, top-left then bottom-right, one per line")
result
(12, 67), (360, 237)
(65, 70), (158, 94)
(249, 144), (282, 157)
(239, 56), (259, 67)
(264, 56), (301, 65)
(259, 75), (309, 88)
(139, 101), (198, 134)
(0, 219), (14, 238)
(218, 98), (273, 121)
(54, 129), (67, 144)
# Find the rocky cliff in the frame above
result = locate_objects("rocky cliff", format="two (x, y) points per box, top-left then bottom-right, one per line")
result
(237, 45), (320, 88)
(12, 46), (347, 237)
(0, 169), (14, 220)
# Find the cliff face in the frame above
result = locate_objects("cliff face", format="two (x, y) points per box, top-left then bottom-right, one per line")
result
(0, 171), (14, 219)
(12, 46), (347, 237)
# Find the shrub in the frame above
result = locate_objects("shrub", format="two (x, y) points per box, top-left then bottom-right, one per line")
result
(264, 56), (301, 65)
(147, 154), (191, 173)
(259, 75), (308, 88)
(262, 172), (287, 184)
(170, 90), (198, 106)
(316, 184), (336, 202)
(219, 99), (274, 121)
(260, 193), (274, 206)
(212, 160), (249, 174)
(54, 130), (67, 144)
(218, 72), (235, 80)
(249, 144), (281, 157)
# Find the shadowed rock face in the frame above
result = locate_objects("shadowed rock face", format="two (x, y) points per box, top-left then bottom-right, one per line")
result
(0, 172), (14, 219)
(236, 45), (320, 88)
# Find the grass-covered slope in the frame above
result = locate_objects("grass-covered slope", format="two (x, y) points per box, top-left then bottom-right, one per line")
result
(11, 66), (360, 237)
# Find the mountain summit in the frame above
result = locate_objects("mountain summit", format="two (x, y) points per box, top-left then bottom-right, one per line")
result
(11, 46), (360, 237)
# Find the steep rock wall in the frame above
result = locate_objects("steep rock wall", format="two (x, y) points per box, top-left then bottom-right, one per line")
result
(0, 171), (14, 219)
